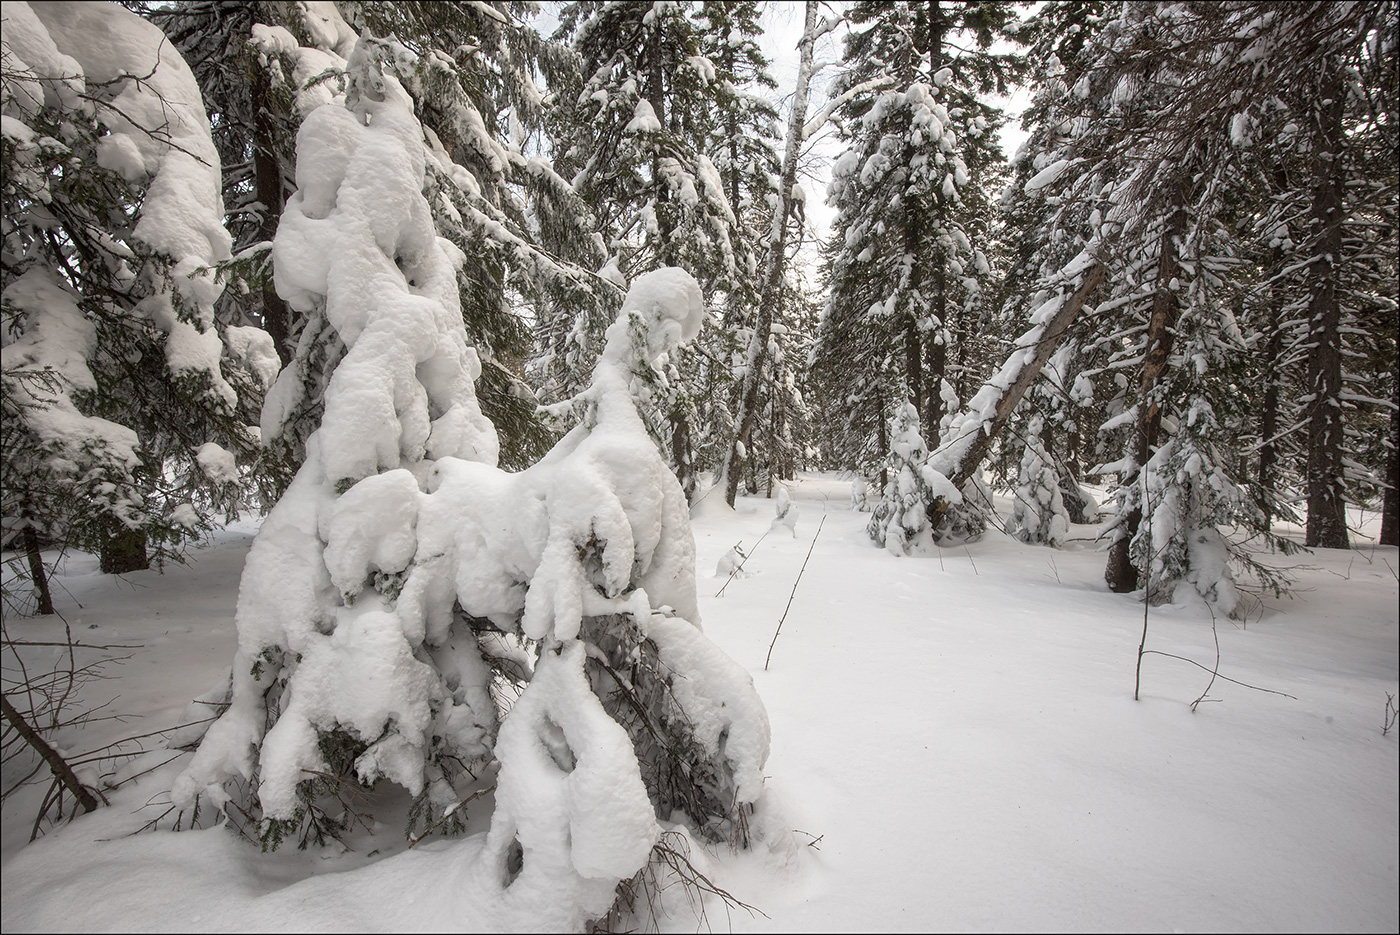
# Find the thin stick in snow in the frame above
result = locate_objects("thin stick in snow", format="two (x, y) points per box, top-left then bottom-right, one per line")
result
(1190, 604), (1222, 712)
(764, 515), (826, 672)
(715, 529), (770, 598)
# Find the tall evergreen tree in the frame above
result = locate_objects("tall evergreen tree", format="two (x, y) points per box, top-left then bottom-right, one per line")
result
(812, 0), (1023, 480)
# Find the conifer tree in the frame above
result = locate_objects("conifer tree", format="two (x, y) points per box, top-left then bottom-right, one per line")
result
(2, 1), (260, 582)
(546, 0), (754, 498)
(174, 42), (771, 927)
(812, 0), (1022, 481)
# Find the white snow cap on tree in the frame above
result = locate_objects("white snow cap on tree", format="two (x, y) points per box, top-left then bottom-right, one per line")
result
(26, 1), (235, 404)
(174, 43), (501, 823)
(869, 402), (962, 555)
(173, 56), (768, 915)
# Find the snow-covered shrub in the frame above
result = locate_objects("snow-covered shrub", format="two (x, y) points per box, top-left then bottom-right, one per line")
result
(175, 40), (769, 928)
(1006, 415), (1069, 547)
(868, 402), (964, 554)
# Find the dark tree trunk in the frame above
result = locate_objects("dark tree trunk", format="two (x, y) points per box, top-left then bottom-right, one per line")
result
(99, 521), (148, 575)
(876, 385), (890, 491)
(926, 268), (948, 436)
(252, 65), (292, 366)
(1106, 205), (1185, 594)
(1257, 248), (1284, 524)
(904, 310), (924, 418)
(1381, 372), (1399, 545)
(22, 525), (55, 616)
(1303, 64), (1349, 550)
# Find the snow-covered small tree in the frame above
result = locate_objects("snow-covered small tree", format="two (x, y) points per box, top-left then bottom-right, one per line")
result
(868, 402), (964, 554)
(175, 40), (770, 928)
(1006, 415), (1069, 547)
(173, 40), (503, 847)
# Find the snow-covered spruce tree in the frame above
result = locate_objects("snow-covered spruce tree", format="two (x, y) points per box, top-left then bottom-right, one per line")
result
(153, 2), (606, 476)
(142, 1), (304, 370)
(1005, 415), (1069, 547)
(812, 0), (1021, 469)
(545, 0), (751, 498)
(985, 2), (1307, 612)
(1, 1), (259, 578)
(173, 44), (770, 925)
(454, 268), (771, 928)
(868, 402), (964, 555)
(1215, 1), (1400, 550)
(349, 1), (619, 469)
(173, 40), (503, 849)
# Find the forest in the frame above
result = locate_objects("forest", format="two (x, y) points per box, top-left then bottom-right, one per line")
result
(2, 2), (1397, 932)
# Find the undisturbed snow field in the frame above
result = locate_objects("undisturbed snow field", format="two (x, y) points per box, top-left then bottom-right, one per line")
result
(3, 473), (1397, 933)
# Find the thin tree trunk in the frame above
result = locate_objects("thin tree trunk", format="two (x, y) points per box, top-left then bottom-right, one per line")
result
(1303, 63), (1349, 550)
(1107, 206), (1186, 593)
(1381, 367), (1399, 545)
(1257, 247), (1284, 524)
(926, 275), (948, 436)
(904, 309), (924, 421)
(252, 65), (292, 366)
(99, 521), (148, 575)
(22, 525), (55, 616)
(1, 693), (98, 814)
(722, 1), (818, 507)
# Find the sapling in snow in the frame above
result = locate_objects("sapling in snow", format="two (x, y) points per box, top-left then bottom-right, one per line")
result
(868, 402), (965, 555)
(1006, 415), (1069, 547)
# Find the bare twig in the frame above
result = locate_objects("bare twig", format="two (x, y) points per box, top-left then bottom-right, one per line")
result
(1139, 651), (1297, 699)
(1190, 604), (1222, 712)
(715, 529), (770, 597)
(408, 784), (496, 848)
(1, 693), (98, 815)
(765, 516), (826, 672)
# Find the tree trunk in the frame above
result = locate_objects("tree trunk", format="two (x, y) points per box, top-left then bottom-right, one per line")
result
(1, 693), (99, 814)
(99, 521), (148, 575)
(22, 525), (55, 616)
(926, 278), (948, 437)
(722, 2), (818, 507)
(936, 261), (1105, 490)
(1257, 247), (1284, 524)
(252, 64), (292, 366)
(904, 309), (924, 421)
(1303, 64), (1349, 550)
(1106, 204), (1185, 594)
(1381, 369), (1399, 545)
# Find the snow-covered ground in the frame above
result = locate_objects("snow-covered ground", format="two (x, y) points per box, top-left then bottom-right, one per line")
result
(3, 473), (1397, 933)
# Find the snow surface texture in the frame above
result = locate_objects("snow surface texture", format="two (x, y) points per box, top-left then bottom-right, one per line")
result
(20, 1), (236, 403)
(2, 478), (1395, 933)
